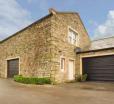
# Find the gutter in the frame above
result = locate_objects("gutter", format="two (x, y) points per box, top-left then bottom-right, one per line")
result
(77, 47), (114, 54)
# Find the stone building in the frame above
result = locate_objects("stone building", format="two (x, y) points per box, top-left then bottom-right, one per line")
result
(0, 8), (114, 82)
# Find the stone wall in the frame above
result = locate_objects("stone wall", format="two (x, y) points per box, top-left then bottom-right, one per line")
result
(0, 14), (53, 78)
(0, 11), (91, 83)
(50, 13), (90, 82)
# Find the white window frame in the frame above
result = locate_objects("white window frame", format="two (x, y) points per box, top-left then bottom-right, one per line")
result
(68, 26), (79, 46)
(60, 57), (65, 72)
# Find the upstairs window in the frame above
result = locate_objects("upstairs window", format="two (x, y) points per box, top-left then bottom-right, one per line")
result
(68, 28), (78, 45)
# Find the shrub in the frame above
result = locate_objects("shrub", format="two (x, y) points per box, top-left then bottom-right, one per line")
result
(14, 75), (51, 85)
(75, 74), (88, 82)
(81, 74), (88, 82)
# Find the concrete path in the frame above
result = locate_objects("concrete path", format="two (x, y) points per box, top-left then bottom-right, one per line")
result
(0, 79), (114, 104)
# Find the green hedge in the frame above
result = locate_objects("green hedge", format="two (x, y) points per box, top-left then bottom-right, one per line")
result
(14, 75), (51, 85)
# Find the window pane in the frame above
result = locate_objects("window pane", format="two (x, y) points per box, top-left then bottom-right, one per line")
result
(68, 29), (77, 45)
(61, 58), (65, 70)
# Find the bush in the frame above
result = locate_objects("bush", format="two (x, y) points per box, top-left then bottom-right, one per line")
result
(75, 74), (88, 82)
(81, 74), (88, 82)
(14, 75), (51, 85)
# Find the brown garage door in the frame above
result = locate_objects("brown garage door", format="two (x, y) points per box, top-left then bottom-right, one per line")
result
(7, 59), (19, 78)
(82, 55), (114, 81)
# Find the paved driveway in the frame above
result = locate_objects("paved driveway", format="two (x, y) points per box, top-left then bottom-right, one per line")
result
(0, 79), (114, 104)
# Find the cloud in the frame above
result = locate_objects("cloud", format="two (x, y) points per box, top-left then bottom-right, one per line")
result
(93, 10), (114, 40)
(0, 0), (32, 40)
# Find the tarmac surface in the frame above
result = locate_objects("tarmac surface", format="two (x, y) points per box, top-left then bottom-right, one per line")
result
(0, 79), (114, 104)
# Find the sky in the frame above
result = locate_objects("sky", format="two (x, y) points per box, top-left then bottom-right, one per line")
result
(0, 0), (114, 40)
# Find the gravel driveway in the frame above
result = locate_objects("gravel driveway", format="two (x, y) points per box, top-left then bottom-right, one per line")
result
(0, 79), (114, 104)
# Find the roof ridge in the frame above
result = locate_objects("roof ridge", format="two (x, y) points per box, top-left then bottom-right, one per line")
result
(92, 36), (114, 42)
(0, 14), (52, 43)
(56, 11), (79, 14)
(48, 8), (79, 15)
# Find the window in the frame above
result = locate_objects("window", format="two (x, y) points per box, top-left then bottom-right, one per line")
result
(68, 28), (78, 45)
(61, 58), (65, 71)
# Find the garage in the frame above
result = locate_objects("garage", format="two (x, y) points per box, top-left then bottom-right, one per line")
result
(7, 59), (19, 78)
(82, 55), (114, 81)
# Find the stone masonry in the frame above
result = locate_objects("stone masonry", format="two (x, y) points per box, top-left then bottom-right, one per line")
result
(0, 9), (91, 83)
(0, 14), (52, 78)
(50, 11), (90, 82)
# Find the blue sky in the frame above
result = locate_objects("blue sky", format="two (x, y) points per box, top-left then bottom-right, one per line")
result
(0, 0), (114, 40)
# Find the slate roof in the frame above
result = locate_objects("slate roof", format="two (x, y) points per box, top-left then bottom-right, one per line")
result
(90, 36), (114, 50)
